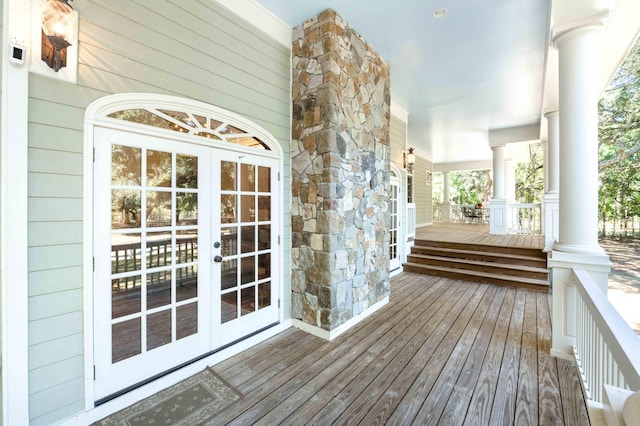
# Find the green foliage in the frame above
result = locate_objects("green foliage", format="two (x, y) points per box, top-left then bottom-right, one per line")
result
(515, 143), (544, 203)
(598, 36), (640, 236)
(449, 170), (491, 205)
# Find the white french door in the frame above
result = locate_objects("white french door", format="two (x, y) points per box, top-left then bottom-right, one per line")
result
(390, 174), (401, 271)
(93, 128), (279, 400)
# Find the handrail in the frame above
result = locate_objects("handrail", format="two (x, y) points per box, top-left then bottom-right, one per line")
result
(506, 203), (541, 234)
(572, 269), (640, 402)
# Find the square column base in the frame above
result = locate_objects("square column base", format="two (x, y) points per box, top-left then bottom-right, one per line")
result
(548, 250), (611, 357)
(489, 198), (507, 235)
(441, 202), (451, 222)
(543, 192), (559, 252)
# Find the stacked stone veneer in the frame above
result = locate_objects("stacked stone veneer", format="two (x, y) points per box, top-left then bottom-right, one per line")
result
(291, 9), (391, 332)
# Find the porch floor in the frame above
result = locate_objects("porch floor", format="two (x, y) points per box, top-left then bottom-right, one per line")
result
(415, 222), (545, 250)
(205, 273), (588, 425)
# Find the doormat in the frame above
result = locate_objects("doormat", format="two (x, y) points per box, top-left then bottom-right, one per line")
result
(95, 368), (242, 426)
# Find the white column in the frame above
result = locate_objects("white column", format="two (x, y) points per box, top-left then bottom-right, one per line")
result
(546, 111), (560, 194)
(542, 139), (549, 194)
(549, 23), (611, 358)
(554, 27), (605, 255)
(2, 0), (31, 424)
(543, 111), (560, 252)
(442, 171), (451, 221)
(490, 145), (507, 234)
(492, 145), (505, 199)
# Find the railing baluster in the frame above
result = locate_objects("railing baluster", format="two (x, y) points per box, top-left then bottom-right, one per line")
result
(572, 269), (640, 403)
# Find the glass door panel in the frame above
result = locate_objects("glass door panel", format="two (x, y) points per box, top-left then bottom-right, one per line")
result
(390, 177), (401, 271)
(109, 146), (201, 363)
(215, 154), (278, 344)
(94, 128), (211, 400)
(95, 127), (278, 398)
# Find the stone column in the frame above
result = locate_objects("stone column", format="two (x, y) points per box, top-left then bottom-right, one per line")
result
(291, 9), (391, 339)
(543, 111), (560, 252)
(442, 171), (451, 221)
(490, 145), (507, 234)
(549, 22), (611, 358)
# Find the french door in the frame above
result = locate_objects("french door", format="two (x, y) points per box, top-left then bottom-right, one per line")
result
(389, 174), (401, 271)
(93, 128), (279, 400)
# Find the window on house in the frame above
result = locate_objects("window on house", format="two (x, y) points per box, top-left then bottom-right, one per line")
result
(108, 108), (271, 150)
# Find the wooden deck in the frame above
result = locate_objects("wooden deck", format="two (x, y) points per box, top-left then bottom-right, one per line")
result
(416, 223), (545, 250)
(205, 273), (589, 425)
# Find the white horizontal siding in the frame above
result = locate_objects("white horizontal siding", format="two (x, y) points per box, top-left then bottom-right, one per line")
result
(26, 0), (292, 423)
(29, 198), (84, 222)
(29, 149), (83, 176)
(30, 355), (84, 394)
(390, 115), (406, 172)
(29, 290), (83, 322)
(28, 222), (82, 247)
(29, 334), (84, 370)
(29, 123), (83, 153)
(28, 311), (83, 347)
(414, 155), (433, 225)
(29, 98), (85, 131)
(29, 267), (83, 297)
(29, 379), (84, 424)
(29, 173), (83, 198)
(31, 400), (85, 426)
(28, 244), (83, 273)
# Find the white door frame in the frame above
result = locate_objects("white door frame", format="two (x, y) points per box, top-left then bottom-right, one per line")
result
(83, 93), (284, 408)
(389, 168), (402, 272)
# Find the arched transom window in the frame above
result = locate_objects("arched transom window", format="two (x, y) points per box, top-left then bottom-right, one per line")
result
(107, 107), (271, 150)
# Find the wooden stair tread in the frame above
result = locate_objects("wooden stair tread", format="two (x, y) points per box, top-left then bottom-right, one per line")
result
(403, 262), (550, 288)
(405, 238), (549, 291)
(413, 239), (546, 259)
(407, 254), (548, 274)
(410, 246), (547, 263)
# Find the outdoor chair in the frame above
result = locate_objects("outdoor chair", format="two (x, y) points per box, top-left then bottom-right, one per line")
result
(462, 207), (482, 224)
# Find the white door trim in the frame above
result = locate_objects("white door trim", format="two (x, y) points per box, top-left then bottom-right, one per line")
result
(83, 93), (284, 410)
(1, 0), (31, 423)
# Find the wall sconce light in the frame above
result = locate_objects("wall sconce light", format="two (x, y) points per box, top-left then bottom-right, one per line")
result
(405, 147), (416, 172)
(40, 0), (77, 72)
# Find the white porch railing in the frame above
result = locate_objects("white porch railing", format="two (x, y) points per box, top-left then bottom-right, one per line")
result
(432, 204), (442, 222)
(506, 203), (541, 234)
(407, 203), (416, 239)
(572, 269), (640, 403)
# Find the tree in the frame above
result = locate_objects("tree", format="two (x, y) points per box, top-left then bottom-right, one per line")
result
(449, 170), (491, 205)
(598, 36), (640, 236)
(515, 143), (544, 204)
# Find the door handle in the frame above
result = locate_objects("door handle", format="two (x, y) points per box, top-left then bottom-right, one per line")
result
(213, 255), (223, 263)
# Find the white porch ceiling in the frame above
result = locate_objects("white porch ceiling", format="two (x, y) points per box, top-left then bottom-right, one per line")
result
(254, 0), (551, 164)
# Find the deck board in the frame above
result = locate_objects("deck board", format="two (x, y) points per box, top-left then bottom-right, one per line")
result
(514, 292), (539, 425)
(411, 285), (498, 424)
(416, 223), (544, 250)
(206, 273), (587, 426)
(537, 292), (565, 425)
(438, 286), (507, 425)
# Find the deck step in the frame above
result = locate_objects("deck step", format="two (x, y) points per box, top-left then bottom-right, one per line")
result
(403, 262), (550, 292)
(404, 239), (549, 291)
(414, 239), (547, 259)
(410, 246), (547, 268)
(406, 254), (549, 280)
